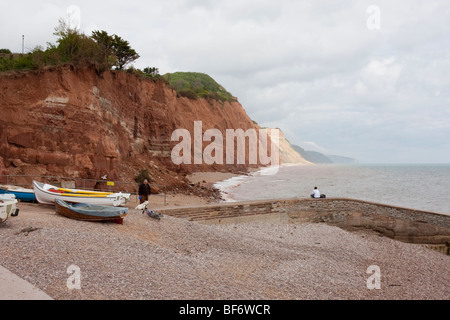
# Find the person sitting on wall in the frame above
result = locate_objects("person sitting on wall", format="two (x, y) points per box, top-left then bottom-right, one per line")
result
(311, 186), (326, 199)
(138, 179), (152, 204)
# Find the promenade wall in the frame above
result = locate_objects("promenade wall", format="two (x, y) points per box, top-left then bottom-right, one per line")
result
(159, 198), (450, 255)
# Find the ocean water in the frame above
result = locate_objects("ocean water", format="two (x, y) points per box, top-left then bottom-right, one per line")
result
(214, 164), (450, 215)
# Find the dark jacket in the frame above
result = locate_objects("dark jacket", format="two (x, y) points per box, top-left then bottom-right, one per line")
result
(139, 183), (151, 196)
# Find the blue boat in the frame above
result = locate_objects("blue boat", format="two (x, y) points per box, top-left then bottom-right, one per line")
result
(0, 185), (36, 202)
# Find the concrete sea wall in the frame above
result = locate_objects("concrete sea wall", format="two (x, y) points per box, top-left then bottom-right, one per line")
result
(159, 198), (450, 255)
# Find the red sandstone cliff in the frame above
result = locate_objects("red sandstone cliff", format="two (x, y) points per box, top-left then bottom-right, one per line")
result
(0, 65), (266, 191)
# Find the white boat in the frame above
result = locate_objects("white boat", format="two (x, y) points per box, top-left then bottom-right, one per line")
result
(33, 181), (130, 207)
(0, 195), (19, 224)
(0, 194), (16, 201)
(0, 184), (36, 202)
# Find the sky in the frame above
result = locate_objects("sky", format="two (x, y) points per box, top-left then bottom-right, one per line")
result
(1, 0), (449, 163)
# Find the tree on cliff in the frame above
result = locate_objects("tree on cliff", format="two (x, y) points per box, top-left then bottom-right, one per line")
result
(112, 34), (140, 70)
(143, 67), (159, 76)
(54, 18), (100, 65)
(91, 30), (140, 70)
(0, 18), (140, 73)
(54, 19), (139, 70)
(90, 30), (117, 71)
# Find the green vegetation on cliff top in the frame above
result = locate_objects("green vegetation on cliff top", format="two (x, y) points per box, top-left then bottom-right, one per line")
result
(0, 18), (235, 103)
(163, 72), (236, 102)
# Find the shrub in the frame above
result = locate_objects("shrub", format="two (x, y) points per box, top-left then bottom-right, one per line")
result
(163, 72), (236, 102)
(134, 169), (152, 184)
(178, 89), (198, 100)
(0, 18), (141, 74)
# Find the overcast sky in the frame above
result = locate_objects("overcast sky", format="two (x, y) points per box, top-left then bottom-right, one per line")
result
(1, 0), (449, 163)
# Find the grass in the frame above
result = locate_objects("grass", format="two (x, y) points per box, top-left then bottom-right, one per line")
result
(163, 72), (236, 102)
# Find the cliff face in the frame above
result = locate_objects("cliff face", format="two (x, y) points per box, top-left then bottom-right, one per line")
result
(0, 65), (266, 189)
(275, 129), (312, 165)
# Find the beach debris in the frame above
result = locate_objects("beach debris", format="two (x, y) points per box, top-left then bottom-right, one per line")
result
(135, 201), (148, 211)
(147, 210), (163, 220)
(135, 201), (163, 220)
(15, 226), (41, 236)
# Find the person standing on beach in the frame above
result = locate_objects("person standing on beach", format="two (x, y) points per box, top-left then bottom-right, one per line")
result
(138, 179), (151, 204)
(311, 187), (321, 199)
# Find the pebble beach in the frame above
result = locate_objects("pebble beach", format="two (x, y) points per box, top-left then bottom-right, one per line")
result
(0, 198), (448, 300)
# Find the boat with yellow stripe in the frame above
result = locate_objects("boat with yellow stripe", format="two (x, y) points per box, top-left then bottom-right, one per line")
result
(33, 181), (130, 207)
(57, 188), (113, 195)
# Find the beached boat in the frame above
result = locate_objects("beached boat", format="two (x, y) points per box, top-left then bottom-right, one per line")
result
(55, 199), (128, 224)
(0, 195), (19, 224)
(33, 181), (130, 207)
(0, 184), (36, 202)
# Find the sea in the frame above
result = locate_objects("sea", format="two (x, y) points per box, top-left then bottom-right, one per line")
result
(214, 164), (450, 215)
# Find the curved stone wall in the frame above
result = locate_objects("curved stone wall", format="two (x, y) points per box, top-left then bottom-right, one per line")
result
(159, 198), (450, 254)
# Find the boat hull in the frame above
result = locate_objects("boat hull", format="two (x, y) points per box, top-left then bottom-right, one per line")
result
(0, 185), (36, 202)
(0, 198), (19, 224)
(33, 181), (130, 207)
(55, 199), (128, 224)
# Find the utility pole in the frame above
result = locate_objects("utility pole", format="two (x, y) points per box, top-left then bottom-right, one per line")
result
(22, 35), (24, 54)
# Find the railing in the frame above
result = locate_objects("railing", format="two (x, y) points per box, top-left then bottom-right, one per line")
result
(0, 174), (167, 206)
